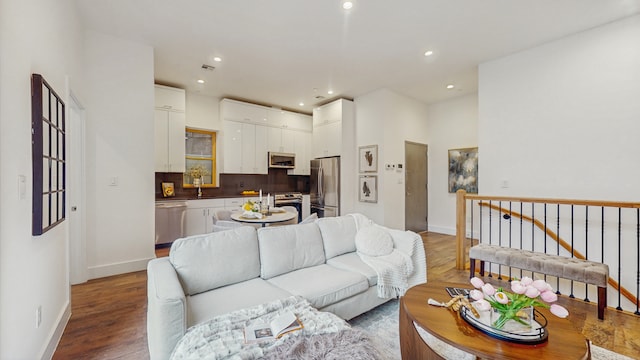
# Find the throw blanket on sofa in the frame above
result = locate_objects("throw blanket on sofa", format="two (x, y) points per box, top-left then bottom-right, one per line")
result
(349, 214), (427, 298)
(170, 296), (352, 360)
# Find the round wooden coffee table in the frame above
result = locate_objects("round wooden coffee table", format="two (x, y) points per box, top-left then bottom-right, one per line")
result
(399, 281), (590, 360)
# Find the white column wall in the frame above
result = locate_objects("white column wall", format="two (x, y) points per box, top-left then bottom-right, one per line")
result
(354, 89), (429, 229)
(426, 94), (478, 235)
(0, 0), (83, 358)
(83, 31), (156, 278)
(479, 15), (640, 201)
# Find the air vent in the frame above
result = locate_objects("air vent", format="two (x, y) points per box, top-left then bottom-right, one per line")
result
(201, 64), (215, 71)
(315, 95), (325, 100)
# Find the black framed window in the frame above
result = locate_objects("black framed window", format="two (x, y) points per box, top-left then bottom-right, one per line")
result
(31, 74), (66, 235)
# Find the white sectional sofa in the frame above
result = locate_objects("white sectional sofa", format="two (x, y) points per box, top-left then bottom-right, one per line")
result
(146, 214), (427, 360)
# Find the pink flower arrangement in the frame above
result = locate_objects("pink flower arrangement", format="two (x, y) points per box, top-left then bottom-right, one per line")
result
(469, 276), (569, 329)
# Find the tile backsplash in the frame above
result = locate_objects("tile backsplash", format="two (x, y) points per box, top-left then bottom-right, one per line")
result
(155, 169), (310, 200)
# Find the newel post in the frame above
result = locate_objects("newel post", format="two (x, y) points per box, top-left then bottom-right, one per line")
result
(456, 189), (467, 270)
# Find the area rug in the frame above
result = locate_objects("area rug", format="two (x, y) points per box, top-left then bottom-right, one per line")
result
(348, 299), (634, 360)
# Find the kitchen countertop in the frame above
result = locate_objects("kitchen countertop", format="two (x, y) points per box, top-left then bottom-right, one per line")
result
(157, 193), (310, 202)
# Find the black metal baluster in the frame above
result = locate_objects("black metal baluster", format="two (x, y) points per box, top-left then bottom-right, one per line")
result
(479, 201), (483, 245)
(520, 202), (523, 280)
(488, 200), (493, 278)
(585, 206), (590, 303)
(617, 207), (622, 311)
(470, 199), (474, 250)
(570, 205), (575, 298)
(509, 201), (513, 281)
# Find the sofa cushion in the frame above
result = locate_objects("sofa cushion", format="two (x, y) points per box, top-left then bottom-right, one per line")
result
(170, 226), (260, 295)
(326, 252), (378, 286)
(266, 264), (369, 309)
(316, 216), (357, 259)
(258, 222), (326, 279)
(186, 278), (292, 327)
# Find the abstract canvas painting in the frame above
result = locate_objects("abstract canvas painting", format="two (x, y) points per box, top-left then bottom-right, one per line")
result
(448, 147), (478, 193)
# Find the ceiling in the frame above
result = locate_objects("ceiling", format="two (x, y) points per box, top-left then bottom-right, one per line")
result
(75, 0), (640, 113)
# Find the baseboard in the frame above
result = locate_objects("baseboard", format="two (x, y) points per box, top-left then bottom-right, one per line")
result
(427, 225), (456, 235)
(41, 301), (71, 360)
(426, 226), (479, 240)
(88, 257), (153, 279)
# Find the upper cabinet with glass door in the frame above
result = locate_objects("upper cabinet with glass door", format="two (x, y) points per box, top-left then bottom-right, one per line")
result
(184, 128), (217, 187)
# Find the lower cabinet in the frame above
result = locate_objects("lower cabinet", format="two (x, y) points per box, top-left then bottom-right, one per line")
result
(185, 199), (225, 236)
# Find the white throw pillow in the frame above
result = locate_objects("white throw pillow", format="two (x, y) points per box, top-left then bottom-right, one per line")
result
(355, 225), (394, 257)
(300, 213), (318, 224)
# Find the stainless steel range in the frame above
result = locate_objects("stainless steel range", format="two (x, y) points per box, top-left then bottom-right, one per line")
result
(274, 192), (303, 222)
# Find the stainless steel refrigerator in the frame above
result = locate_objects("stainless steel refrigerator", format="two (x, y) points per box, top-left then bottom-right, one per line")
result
(310, 156), (340, 218)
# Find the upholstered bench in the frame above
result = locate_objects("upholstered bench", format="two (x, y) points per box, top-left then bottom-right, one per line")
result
(469, 243), (609, 319)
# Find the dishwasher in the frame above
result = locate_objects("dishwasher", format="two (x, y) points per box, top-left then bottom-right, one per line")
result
(155, 201), (187, 247)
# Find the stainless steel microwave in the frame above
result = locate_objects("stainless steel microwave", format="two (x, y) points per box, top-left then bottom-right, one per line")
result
(268, 152), (295, 169)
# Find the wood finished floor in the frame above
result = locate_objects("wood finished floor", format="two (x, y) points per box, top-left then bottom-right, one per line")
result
(53, 232), (640, 359)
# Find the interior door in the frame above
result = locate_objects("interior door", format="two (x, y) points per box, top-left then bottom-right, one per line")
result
(405, 141), (428, 232)
(69, 93), (88, 284)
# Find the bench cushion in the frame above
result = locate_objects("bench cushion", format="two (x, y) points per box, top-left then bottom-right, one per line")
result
(469, 244), (609, 287)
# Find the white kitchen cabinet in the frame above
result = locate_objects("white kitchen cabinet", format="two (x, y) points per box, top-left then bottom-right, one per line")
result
(155, 85), (186, 172)
(185, 199), (225, 236)
(220, 98), (312, 175)
(312, 99), (354, 159)
(222, 120), (268, 174)
(288, 131), (312, 175)
(283, 112), (313, 131)
(155, 85), (186, 112)
(220, 99), (267, 124)
(267, 127), (295, 154)
(154, 109), (186, 172)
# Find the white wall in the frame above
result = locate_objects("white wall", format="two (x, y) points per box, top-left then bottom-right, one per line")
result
(354, 89), (429, 229)
(479, 15), (640, 201)
(426, 94), (478, 234)
(83, 30), (156, 278)
(0, 0), (84, 358)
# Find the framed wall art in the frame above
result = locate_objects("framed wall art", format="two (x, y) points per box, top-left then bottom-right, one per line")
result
(448, 147), (478, 194)
(358, 144), (378, 173)
(31, 73), (67, 235)
(359, 175), (378, 203)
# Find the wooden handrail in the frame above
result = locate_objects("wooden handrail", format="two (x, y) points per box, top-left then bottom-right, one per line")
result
(463, 194), (640, 209)
(479, 201), (638, 307)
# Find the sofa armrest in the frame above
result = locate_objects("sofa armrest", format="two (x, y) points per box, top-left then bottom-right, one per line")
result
(147, 258), (187, 360)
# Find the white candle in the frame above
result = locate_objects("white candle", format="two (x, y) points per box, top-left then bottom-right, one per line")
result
(259, 189), (262, 203)
(267, 193), (270, 206)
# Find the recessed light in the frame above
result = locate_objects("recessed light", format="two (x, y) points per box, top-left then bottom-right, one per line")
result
(343, 1), (353, 10)
(299, 102), (305, 106)
(424, 50), (434, 57)
(197, 79), (205, 84)
(446, 84), (455, 89)
(328, 90), (334, 95)
(213, 57), (222, 62)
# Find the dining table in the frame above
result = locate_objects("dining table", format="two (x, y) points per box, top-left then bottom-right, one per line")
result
(230, 208), (296, 227)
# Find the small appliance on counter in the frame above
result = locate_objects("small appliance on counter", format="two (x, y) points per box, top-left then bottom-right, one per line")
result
(310, 156), (340, 218)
